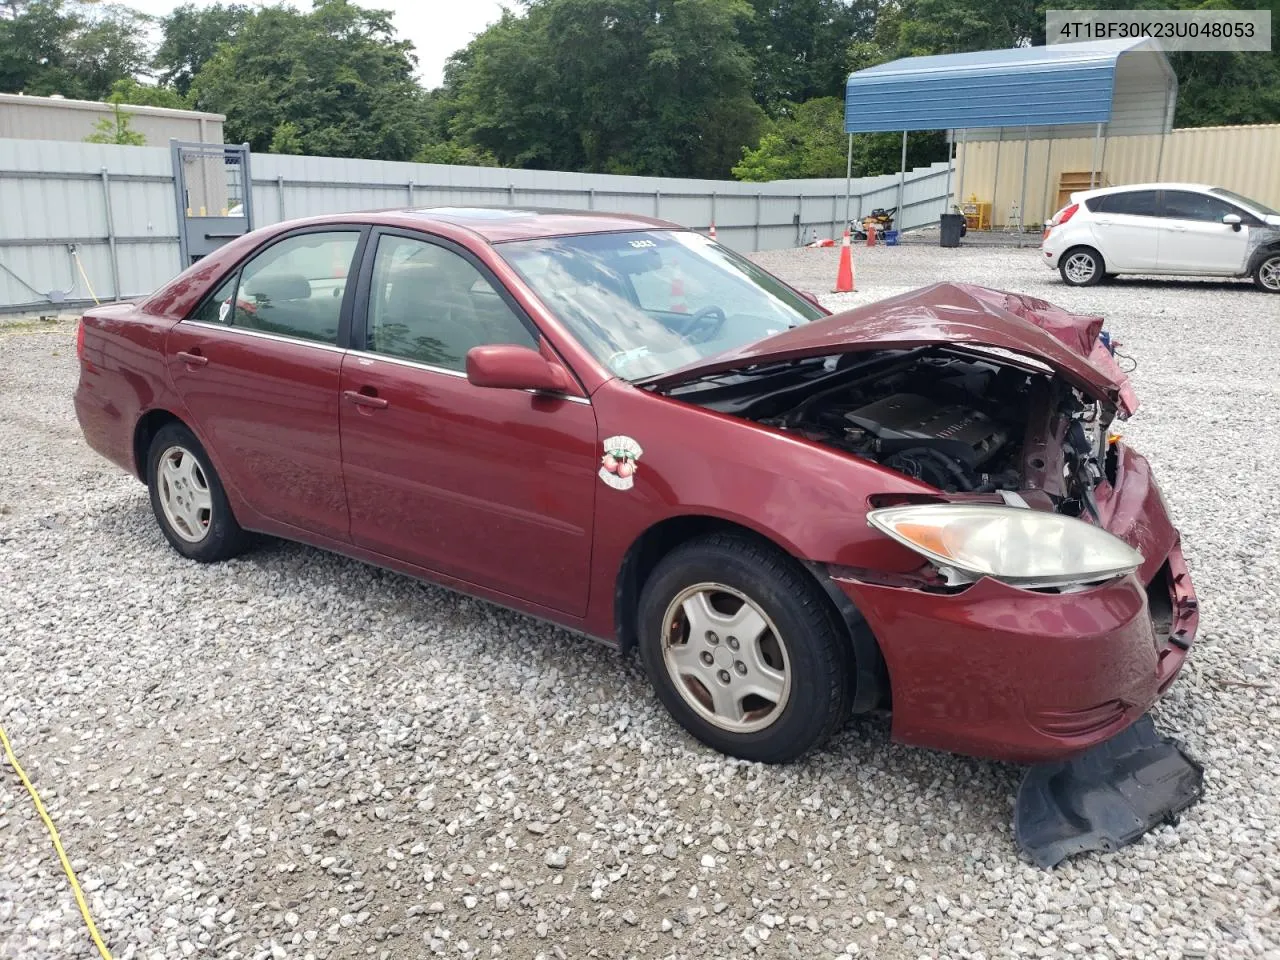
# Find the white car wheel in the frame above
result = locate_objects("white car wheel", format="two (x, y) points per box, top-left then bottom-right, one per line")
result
(1255, 253), (1280, 293)
(1060, 249), (1103, 287)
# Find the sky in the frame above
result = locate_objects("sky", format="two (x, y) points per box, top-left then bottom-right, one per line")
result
(124, 0), (511, 89)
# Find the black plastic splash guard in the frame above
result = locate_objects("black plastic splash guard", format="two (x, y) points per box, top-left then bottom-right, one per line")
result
(1015, 714), (1204, 868)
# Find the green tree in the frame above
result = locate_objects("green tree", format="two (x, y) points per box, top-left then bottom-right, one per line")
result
(0, 0), (150, 100)
(191, 0), (428, 161)
(85, 101), (145, 144)
(734, 96), (946, 180)
(413, 140), (498, 167)
(441, 0), (764, 178)
(739, 0), (876, 112)
(734, 97), (848, 179)
(154, 2), (250, 96)
(108, 76), (190, 109)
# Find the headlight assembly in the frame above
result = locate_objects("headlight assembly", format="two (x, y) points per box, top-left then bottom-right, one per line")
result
(867, 504), (1143, 589)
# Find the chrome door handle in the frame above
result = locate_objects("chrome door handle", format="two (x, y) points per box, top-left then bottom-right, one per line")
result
(343, 389), (388, 410)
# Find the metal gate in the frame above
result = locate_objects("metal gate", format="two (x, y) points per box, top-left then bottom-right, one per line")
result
(170, 140), (254, 266)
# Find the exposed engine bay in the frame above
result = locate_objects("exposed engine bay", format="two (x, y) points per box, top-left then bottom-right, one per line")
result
(673, 346), (1118, 514)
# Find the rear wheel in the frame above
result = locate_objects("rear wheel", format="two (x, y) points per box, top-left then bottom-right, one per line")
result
(637, 533), (851, 763)
(146, 423), (247, 562)
(1254, 251), (1280, 293)
(1060, 247), (1104, 286)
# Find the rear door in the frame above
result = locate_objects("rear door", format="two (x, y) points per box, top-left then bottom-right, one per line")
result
(166, 227), (366, 540)
(338, 228), (599, 616)
(1087, 190), (1160, 270)
(1156, 190), (1254, 275)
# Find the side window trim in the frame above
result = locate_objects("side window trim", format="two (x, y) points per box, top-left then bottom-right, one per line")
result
(181, 225), (371, 348)
(351, 226), (545, 355)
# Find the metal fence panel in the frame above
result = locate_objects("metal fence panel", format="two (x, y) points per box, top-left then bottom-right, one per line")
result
(1, 138), (956, 312)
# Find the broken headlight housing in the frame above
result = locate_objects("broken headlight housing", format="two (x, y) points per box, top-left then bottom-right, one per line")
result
(867, 503), (1143, 589)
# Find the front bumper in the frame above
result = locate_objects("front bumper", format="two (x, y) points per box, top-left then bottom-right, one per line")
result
(836, 443), (1197, 763)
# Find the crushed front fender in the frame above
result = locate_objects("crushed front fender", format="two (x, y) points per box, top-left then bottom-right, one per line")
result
(1014, 713), (1204, 868)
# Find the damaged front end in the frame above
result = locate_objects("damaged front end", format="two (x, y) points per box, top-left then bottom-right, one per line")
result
(650, 283), (1204, 866)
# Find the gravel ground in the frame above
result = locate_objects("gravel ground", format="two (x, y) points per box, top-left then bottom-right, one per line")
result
(2, 245), (1278, 960)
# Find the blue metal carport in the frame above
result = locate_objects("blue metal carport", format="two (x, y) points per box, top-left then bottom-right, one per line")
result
(841, 38), (1177, 231)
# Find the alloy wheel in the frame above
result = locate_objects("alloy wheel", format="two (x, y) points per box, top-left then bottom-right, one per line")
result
(1064, 253), (1096, 284)
(1260, 256), (1280, 292)
(660, 583), (792, 734)
(157, 445), (213, 543)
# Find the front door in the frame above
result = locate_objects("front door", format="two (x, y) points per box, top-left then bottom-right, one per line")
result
(1156, 190), (1253, 275)
(167, 228), (365, 540)
(338, 229), (598, 616)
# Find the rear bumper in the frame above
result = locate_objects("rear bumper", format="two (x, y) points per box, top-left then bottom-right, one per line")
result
(74, 370), (137, 477)
(836, 444), (1196, 763)
(1041, 236), (1063, 269)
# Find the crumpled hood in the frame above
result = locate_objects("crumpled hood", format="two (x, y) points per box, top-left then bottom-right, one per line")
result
(651, 282), (1138, 415)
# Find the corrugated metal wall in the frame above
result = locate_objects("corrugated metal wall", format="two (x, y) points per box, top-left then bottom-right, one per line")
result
(955, 123), (1280, 227)
(0, 139), (953, 312)
(0, 139), (179, 313)
(0, 93), (224, 146)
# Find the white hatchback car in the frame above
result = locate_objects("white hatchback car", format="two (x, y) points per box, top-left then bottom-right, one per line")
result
(1041, 183), (1280, 292)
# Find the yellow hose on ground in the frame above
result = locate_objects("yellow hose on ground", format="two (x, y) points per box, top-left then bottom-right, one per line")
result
(0, 724), (113, 960)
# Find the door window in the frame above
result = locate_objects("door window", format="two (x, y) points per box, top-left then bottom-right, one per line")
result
(365, 235), (538, 370)
(1160, 191), (1240, 223)
(1089, 191), (1160, 217)
(191, 273), (239, 326)
(227, 231), (360, 345)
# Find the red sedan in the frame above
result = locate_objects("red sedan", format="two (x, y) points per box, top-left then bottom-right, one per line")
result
(73, 208), (1198, 765)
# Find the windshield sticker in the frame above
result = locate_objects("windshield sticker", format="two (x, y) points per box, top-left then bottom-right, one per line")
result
(599, 435), (643, 491)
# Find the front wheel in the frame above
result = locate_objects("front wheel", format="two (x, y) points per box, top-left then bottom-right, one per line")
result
(1254, 251), (1280, 293)
(1060, 247), (1104, 286)
(147, 423), (248, 562)
(637, 533), (851, 763)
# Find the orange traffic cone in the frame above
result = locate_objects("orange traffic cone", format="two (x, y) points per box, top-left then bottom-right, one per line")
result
(833, 230), (855, 293)
(709, 222), (717, 241)
(670, 268), (689, 313)
(865, 223), (877, 248)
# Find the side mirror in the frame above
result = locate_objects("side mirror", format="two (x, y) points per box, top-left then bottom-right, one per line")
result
(1223, 213), (1242, 232)
(466, 343), (573, 393)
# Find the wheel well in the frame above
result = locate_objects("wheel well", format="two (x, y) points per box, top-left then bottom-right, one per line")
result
(132, 409), (183, 481)
(1250, 243), (1280, 271)
(614, 515), (888, 713)
(1061, 244), (1104, 269)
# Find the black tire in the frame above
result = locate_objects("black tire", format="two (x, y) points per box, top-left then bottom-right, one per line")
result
(1059, 247), (1105, 286)
(146, 422), (248, 562)
(637, 533), (851, 763)
(1253, 250), (1280, 293)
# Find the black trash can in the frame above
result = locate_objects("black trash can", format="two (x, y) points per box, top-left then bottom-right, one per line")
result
(940, 213), (964, 248)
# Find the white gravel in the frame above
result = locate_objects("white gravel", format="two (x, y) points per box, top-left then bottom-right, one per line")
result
(2, 245), (1278, 960)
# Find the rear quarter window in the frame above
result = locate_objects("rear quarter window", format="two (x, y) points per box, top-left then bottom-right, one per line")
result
(1087, 191), (1160, 216)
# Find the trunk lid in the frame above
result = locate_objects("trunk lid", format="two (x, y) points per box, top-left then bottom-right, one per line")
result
(647, 282), (1138, 415)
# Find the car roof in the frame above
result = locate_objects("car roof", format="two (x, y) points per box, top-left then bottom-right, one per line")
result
(390, 206), (680, 243)
(1077, 182), (1215, 198)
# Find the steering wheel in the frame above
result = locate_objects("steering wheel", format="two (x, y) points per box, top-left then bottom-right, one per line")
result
(683, 304), (727, 344)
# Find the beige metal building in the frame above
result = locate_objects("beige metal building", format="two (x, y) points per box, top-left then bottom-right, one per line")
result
(0, 92), (224, 146)
(954, 123), (1280, 228)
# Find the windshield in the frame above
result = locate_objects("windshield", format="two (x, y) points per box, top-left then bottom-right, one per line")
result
(498, 230), (825, 381)
(1210, 187), (1279, 217)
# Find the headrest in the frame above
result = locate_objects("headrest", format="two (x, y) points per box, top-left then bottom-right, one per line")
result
(245, 274), (311, 302)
